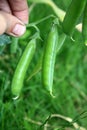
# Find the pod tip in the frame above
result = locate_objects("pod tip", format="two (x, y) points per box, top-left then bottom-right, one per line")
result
(12, 95), (19, 100)
(50, 91), (55, 98)
(85, 41), (87, 46)
(70, 37), (75, 42)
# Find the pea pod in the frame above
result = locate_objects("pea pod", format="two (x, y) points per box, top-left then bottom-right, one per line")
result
(10, 37), (19, 54)
(62, 0), (86, 36)
(42, 23), (58, 95)
(82, 3), (87, 45)
(11, 39), (36, 96)
(19, 30), (31, 40)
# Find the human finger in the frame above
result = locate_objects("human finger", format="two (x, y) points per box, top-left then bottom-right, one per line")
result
(8, 0), (29, 24)
(0, 0), (11, 13)
(0, 11), (26, 37)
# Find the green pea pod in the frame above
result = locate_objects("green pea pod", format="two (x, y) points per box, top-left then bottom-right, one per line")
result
(11, 39), (36, 96)
(10, 38), (19, 54)
(62, 0), (86, 36)
(82, 3), (87, 45)
(42, 23), (58, 95)
(19, 30), (31, 40)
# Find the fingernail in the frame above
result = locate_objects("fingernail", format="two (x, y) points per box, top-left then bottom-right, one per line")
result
(24, 20), (28, 24)
(12, 24), (26, 36)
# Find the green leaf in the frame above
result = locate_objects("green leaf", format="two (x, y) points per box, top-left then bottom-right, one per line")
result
(0, 45), (6, 54)
(56, 33), (66, 53)
(0, 34), (11, 46)
(26, 53), (43, 82)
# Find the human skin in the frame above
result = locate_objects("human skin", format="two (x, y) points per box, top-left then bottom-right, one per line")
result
(0, 0), (29, 37)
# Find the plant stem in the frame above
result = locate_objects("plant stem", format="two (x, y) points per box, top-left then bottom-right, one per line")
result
(27, 15), (54, 26)
(29, 0), (82, 31)
(45, 0), (65, 21)
(29, 0), (65, 21)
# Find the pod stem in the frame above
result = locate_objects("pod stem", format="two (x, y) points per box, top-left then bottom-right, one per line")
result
(27, 15), (55, 26)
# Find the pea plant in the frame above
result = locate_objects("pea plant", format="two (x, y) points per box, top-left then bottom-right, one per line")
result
(0, 0), (87, 96)
(0, 0), (87, 129)
(0, 0), (87, 97)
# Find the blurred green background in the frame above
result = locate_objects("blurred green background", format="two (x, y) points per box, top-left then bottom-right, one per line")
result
(0, 0), (87, 129)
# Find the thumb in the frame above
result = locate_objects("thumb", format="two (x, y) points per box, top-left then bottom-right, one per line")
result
(0, 11), (26, 37)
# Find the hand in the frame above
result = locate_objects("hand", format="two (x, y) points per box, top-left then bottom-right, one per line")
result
(0, 0), (28, 37)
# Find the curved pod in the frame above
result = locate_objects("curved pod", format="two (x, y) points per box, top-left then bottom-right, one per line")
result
(11, 39), (36, 96)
